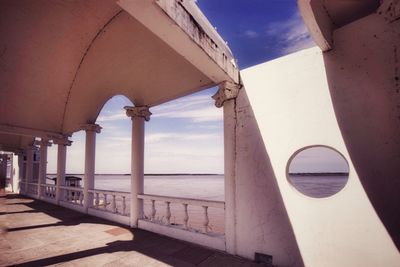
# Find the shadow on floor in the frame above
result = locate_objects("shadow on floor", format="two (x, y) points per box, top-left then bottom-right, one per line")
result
(2, 194), (269, 267)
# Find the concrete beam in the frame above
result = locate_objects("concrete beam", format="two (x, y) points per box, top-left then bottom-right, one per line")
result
(0, 124), (66, 141)
(0, 145), (23, 154)
(117, 0), (239, 84)
(298, 0), (335, 51)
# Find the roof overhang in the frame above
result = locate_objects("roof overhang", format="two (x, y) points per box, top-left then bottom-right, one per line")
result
(0, 0), (239, 151)
(298, 0), (381, 51)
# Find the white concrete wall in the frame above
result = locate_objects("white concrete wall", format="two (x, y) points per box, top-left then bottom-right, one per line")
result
(323, 12), (400, 250)
(238, 47), (400, 267)
(233, 90), (303, 267)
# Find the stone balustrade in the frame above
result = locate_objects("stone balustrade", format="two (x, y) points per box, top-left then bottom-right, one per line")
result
(60, 186), (84, 206)
(26, 182), (38, 196)
(88, 189), (130, 216)
(41, 184), (56, 199)
(138, 194), (225, 234)
(17, 184), (225, 250)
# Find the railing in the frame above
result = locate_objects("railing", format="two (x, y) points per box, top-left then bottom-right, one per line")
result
(27, 182), (38, 196)
(138, 194), (225, 234)
(60, 186), (84, 206)
(19, 181), (26, 193)
(16, 184), (225, 250)
(41, 184), (56, 199)
(89, 189), (130, 216)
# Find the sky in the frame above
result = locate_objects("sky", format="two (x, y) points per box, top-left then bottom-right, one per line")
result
(47, 0), (318, 174)
(288, 147), (349, 173)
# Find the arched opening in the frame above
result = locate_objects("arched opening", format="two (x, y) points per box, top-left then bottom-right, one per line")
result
(143, 87), (224, 233)
(94, 95), (133, 191)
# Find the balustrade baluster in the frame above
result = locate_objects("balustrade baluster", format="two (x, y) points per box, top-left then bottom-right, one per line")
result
(202, 206), (209, 233)
(95, 192), (99, 208)
(112, 195), (116, 213)
(122, 196), (126, 216)
(151, 200), (156, 221)
(103, 193), (107, 210)
(79, 192), (83, 205)
(165, 201), (171, 225)
(183, 203), (189, 229)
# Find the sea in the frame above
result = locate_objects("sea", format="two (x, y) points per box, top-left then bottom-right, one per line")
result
(46, 173), (347, 199)
(289, 174), (348, 198)
(45, 174), (347, 233)
(47, 174), (225, 233)
(46, 174), (225, 201)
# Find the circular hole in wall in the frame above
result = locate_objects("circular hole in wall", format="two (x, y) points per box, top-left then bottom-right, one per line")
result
(287, 146), (349, 198)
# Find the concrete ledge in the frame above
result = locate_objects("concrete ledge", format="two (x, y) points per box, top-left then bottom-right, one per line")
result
(59, 201), (85, 213)
(88, 208), (130, 226)
(39, 196), (57, 205)
(138, 219), (226, 251)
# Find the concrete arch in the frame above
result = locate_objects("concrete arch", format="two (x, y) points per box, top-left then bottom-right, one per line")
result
(0, 0), (235, 147)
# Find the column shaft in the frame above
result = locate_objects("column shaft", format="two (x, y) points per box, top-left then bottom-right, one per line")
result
(55, 144), (67, 204)
(130, 116), (145, 227)
(224, 99), (237, 254)
(37, 142), (48, 198)
(25, 147), (34, 194)
(83, 130), (96, 212)
(14, 154), (22, 193)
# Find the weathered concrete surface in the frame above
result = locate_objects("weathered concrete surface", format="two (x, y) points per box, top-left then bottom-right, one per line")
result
(298, 0), (380, 51)
(323, 11), (400, 251)
(240, 47), (400, 267)
(0, 194), (268, 267)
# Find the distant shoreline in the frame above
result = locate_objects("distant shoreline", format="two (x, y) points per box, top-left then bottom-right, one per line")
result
(289, 172), (348, 176)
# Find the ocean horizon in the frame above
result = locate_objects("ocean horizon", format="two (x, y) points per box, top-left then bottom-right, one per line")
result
(46, 174), (225, 201)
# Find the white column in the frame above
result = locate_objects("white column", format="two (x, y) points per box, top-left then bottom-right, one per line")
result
(125, 106), (151, 227)
(82, 124), (102, 212)
(37, 139), (51, 198)
(12, 153), (21, 193)
(213, 81), (241, 254)
(19, 152), (25, 193)
(54, 138), (71, 204)
(25, 146), (35, 194)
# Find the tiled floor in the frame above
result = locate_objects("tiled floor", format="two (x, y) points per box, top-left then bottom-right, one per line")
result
(0, 194), (267, 266)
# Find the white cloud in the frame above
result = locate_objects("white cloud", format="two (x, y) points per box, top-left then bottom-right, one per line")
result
(47, 92), (224, 174)
(146, 132), (220, 144)
(243, 30), (258, 38)
(151, 93), (222, 122)
(97, 112), (126, 122)
(265, 10), (316, 55)
(96, 93), (222, 123)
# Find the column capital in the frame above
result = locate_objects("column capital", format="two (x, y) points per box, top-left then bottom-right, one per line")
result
(212, 81), (241, 108)
(124, 106), (152, 121)
(53, 137), (72, 146)
(81, 123), (102, 133)
(39, 138), (52, 147)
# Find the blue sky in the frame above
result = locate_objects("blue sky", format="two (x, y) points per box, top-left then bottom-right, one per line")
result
(47, 1), (316, 174)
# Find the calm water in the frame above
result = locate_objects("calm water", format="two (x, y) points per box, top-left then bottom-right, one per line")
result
(46, 174), (348, 199)
(47, 174), (225, 201)
(44, 174), (347, 232)
(289, 175), (348, 198)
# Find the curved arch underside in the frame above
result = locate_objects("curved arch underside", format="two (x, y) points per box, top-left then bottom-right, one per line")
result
(0, 0), (221, 145)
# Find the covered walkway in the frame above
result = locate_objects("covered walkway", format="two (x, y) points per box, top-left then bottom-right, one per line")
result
(0, 194), (266, 267)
